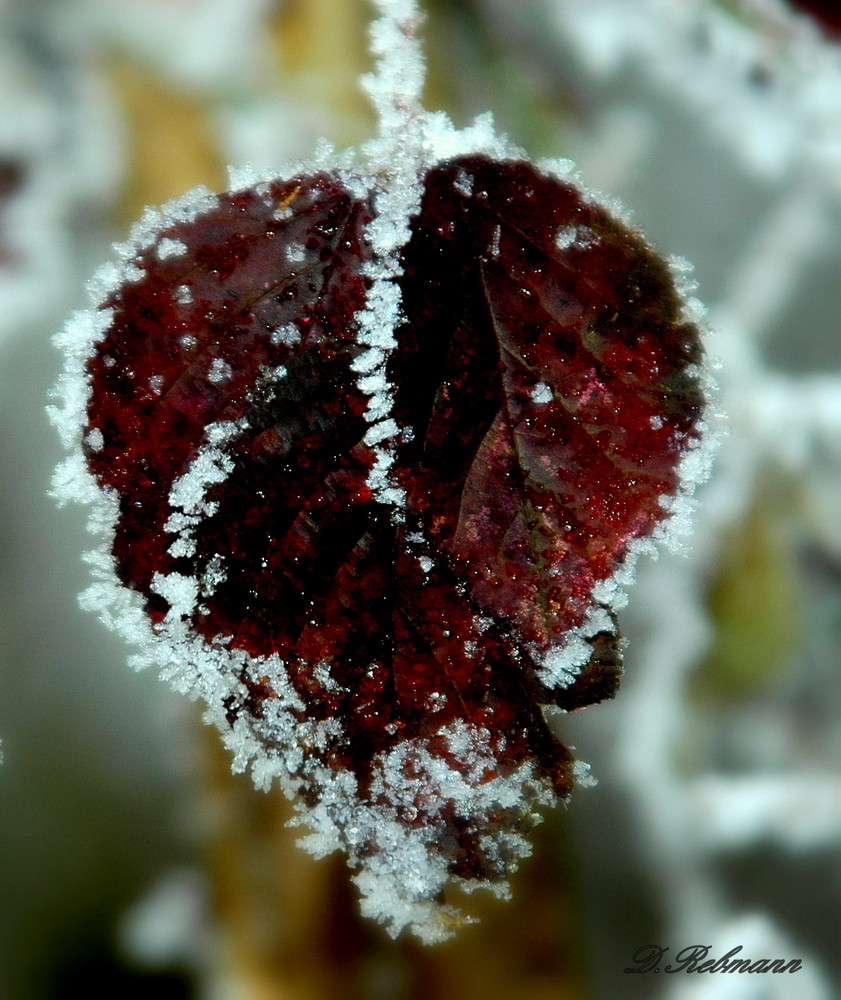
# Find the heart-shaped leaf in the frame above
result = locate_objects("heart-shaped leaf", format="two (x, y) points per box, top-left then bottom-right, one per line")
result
(52, 147), (706, 939)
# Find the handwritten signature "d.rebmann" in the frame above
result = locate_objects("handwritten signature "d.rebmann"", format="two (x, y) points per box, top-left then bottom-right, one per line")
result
(624, 945), (802, 975)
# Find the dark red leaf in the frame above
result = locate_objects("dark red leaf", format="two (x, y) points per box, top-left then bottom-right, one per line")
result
(79, 154), (704, 933)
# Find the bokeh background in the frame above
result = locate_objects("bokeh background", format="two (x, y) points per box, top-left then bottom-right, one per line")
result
(2, 0), (841, 997)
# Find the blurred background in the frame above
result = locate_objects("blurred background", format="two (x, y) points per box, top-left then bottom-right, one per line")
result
(2, 0), (841, 997)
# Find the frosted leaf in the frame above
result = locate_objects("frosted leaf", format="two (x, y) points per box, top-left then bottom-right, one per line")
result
(48, 0), (712, 943)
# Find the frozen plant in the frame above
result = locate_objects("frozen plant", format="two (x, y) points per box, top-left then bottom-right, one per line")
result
(48, 0), (714, 942)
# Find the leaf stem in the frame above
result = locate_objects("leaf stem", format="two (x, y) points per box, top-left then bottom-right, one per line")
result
(364, 0), (426, 153)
